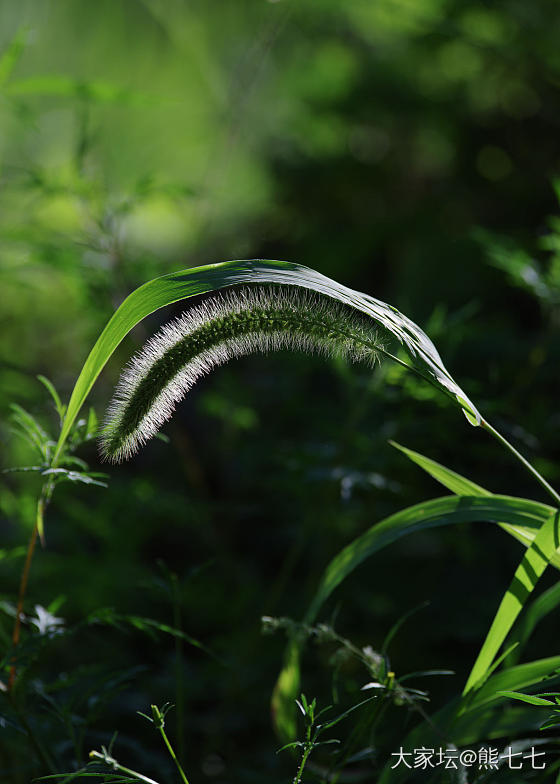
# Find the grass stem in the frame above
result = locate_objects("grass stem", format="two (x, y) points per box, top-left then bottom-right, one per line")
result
(8, 498), (41, 690)
(147, 704), (191, 784)
(158, 723), (190, 784)
(293, 730), (316, 784)
(89, 750), (161, 784)
(482, 419), (560, 506)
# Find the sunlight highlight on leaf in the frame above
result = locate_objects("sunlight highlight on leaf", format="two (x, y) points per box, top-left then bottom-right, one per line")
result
(273, 494), (554, 740)
(55, 260), (481, 463)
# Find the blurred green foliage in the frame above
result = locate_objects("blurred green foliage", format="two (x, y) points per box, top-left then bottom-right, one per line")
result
(1, 0), (560, 781)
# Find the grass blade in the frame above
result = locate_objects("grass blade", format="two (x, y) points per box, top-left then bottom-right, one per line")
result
(0, 27), (27, 87)
(505, 580), (560, 666)
(273, 494), (554, 740)
(391, 440), (560, 569)
(463, 509), (560, 695)
(305, 496), (553, 624)
(5, 75), (156, 105)
(496, 691), (555, 706)
(37, 374), (66, 422)
(54, 260), (481, 463)
(464, 655), (560, 713)
(390, 440), (490, 496)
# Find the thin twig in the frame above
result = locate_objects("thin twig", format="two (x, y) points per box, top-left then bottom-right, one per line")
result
(9, 509), (39, 690)
(482, 419), (560, 506)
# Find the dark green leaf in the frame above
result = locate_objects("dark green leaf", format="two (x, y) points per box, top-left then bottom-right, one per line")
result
(496, 690), (555, 706)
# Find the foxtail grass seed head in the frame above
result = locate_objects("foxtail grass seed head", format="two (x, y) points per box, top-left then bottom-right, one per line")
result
(101, 286), (384, 462)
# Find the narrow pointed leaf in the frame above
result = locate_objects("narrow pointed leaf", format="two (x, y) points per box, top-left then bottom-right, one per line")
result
(54, 260), (480, 462)
(305, 496), (554, 624)
(464, 655), (560, 713)
(10, 403), (49, 457)
(391, 440), (560, 569)
(274, 494), (554, 740)
(37, 375), (65, 422)
(463, 509), (560, 694)
(505, 580), (560, 666)
(321, 696), (375, 730)
(5, 75), (156, 106)
(0, 28), (27, 87)
(390, 440), (490, 496)
(496, 690), (555, 706)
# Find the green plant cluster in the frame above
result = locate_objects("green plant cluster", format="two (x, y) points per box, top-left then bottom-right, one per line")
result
(3, 260), (560, 782)
(2, 2), (560, 783)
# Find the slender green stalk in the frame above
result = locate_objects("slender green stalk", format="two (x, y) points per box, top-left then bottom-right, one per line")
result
(292, 725), (318, 784)
(158, 727), (190, 784)
(89, 750), (160, 784)
(148, 704), (190, 784)
(9, 522), (38, 689)
(9, 475), (55, 690)
(9, 496), (42, 690)
(482, 419), (560, 506)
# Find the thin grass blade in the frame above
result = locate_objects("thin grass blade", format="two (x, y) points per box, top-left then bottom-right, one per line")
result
(54, 260), (481, 462)
(463, 509), (560, 695)
(305, 496), (553, 624)
(390, 440), (490, 496)
(391, 440), (560, 568)
(273, 494), (554, 740)
(496, 691), (555, 706)
(505, 580), (560, 666)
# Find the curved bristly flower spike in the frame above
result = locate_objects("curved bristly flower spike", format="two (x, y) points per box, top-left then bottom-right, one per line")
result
(101, 286), (384, 462)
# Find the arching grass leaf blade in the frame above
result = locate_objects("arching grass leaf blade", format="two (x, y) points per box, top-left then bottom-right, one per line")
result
(463, 509), (560, 695)
(54, 260), (481, 462)
(391, 440), (560, 569)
